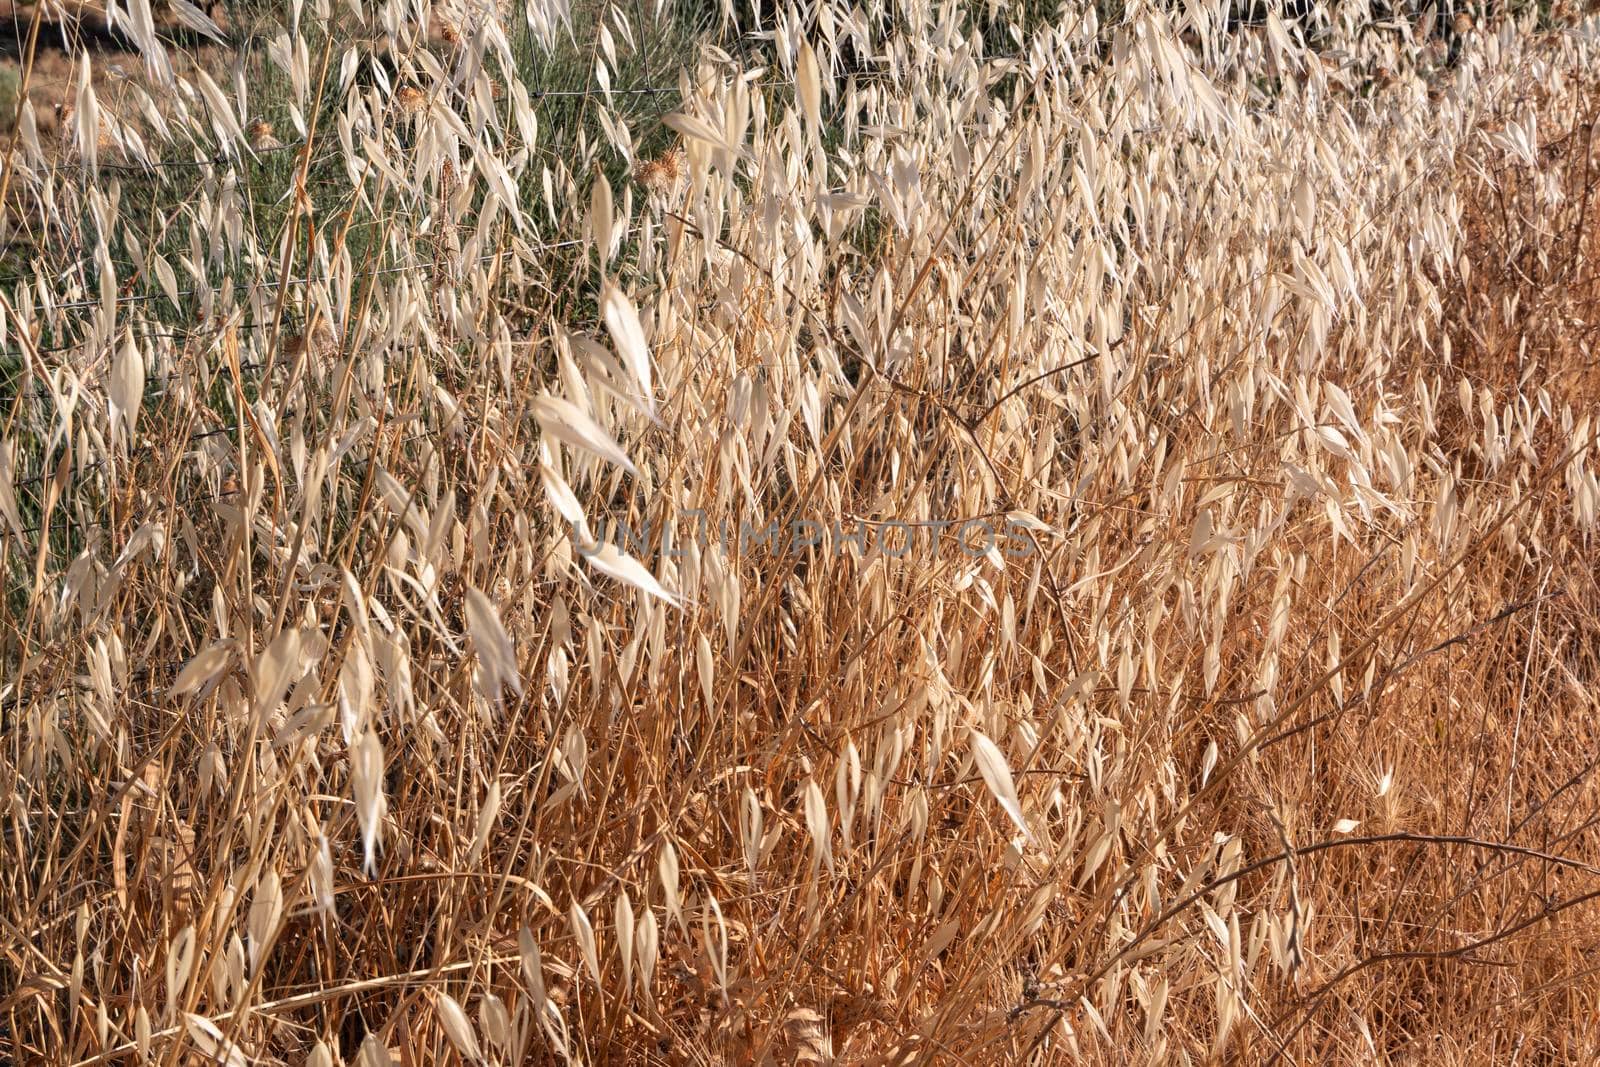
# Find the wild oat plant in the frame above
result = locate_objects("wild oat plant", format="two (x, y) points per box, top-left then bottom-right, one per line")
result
(3, 0), (1600, 1061)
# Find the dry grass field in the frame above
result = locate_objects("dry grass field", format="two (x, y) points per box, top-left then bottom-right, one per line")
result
(3, 0), (1600, 1062)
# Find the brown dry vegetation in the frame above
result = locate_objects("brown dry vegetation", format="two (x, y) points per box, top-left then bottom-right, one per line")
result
(3, 0), (1600, 1063)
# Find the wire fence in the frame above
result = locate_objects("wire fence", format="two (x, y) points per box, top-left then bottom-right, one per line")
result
(0, 230), (595, 386)
(7, 423), (448, 540)
(0, 46), (985, 329)
(0, 40), (1048, 546)
(0, 226), (629, 537)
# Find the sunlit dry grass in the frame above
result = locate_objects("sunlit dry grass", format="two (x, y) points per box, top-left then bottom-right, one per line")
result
(3, 0), (1600, 1063)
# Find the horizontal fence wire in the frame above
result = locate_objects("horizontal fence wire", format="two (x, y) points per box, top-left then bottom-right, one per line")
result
(8, 424), (443, 540)
(0, 58), (981, 308)
(4, 238), (584, 326)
